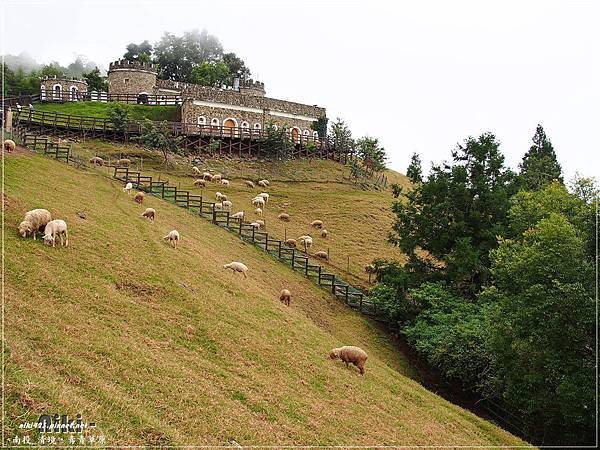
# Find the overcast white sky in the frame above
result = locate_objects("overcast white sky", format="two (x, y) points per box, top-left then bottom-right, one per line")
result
(2, 0), (598, 179)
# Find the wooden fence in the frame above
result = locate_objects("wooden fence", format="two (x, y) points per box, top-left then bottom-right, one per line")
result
(40, 91), (183, 105)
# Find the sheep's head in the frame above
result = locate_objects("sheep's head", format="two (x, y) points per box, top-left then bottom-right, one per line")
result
(43, 234), (54, 245)
(329, 348), (341, 360)
(18, 221), (31, 238)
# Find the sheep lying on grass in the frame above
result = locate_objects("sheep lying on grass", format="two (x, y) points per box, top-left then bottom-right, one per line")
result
(163, 230), (180, 248)
(134, 192), (145, 204)
(89, 156), (104, 166)
(321, 229), (328, 238)
(18, 209), (52, 240)
(285, 239), (297, 248)
(193, 179), (206, 187)
(141, 208), (155, 221)
(43, 219), (69, 248)
(279, 289), (291, 306)
(245, 180), (255, 188)
(314, 250), (328, 260)
(117, 158), (131, 167)
(223, 261), (248, 278)
(231, 211), (244, 220)
(329, 346), (368, 375)
(123, 182), (133, 194)
(278, 213), (290, 221)
(4, 139), (16, 153)
(310, 220), (323, 229)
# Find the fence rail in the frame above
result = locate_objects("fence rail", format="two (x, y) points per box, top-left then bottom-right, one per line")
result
(39, 91), (183, 105)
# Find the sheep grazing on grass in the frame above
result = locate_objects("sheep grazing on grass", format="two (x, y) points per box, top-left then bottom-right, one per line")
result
(285, 238), (297, 248)
(214, 202), (224, 211)
(43, 219), (69, 248)
(249, 222), (261, 229)
(212, 174), (222, 183)
(222, 200), (233, 212)
(278, 213), (290, 221)
(255, 207), (262, 216)
(310, 219), (323, 229)
(18, 209), (52, 240)
(314, 250), (329, 260)
(258, 179), (270, 187)
(192, 166), (201, 175)
(223, 261), (248, 278)
(117, 158), (131, 167)
(245, 180), (255, 188)
(134, 192), (145, 204)
(221, 179), (230, 187)
(255, 219), (265, 229)
(321, 229), (328, 238)
(279, 289), (291, 306)
(329, 346), (368, 375)
(4, 139), (16, 153)
(258, 193), (269, 203)
(298, 235), (313, 250)
(252, 197), (265, 208)
(231, 211), (244, 220)
(141, 208), (155, 221)
(123, 182), (133, 194)
(215, 192), (225, 201)
(193, 179), (206, 187)
(365, 264), (376, 282)
(202, 172), (213, 181)
(163, 230), (180, 248)
(89, 156), (104, 166)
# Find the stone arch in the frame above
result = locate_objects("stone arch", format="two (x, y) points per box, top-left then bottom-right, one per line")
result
(223, 117), (238, 137)
(291, 127), (301, 143)
(197, 116), (206, 126)
(69, 85), (79, 101)
(52, 84), (62, 101)
(313, 131), (319, 139)
(137, 92), (150, 104)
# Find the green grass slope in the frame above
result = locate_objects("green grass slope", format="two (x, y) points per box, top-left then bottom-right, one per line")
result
(4, 152), (527, 447)
(34, 101), (180, 121)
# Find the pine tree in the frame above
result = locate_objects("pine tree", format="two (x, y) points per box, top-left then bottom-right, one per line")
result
(519, 124), (563, 190)
(406, 152), (422, 183)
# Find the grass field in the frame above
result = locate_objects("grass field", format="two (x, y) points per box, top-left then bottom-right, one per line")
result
(69, 139), (410, 288)
(34, 101), (180, 121)
(4, 150), (528, 446)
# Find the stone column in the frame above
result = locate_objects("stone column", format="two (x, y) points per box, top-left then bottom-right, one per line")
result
(5, 108), (13, 132)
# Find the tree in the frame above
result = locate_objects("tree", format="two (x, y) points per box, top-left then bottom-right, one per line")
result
(222, 52), (250, 81)
(260, 121), (293, 159)
(191, 62), (230, 87)
(406, 152), (422, 183)
(569, 172), (599, 204)
(136, 119), (183, 164)
(39, 63), (64, 78)
(329, 118), (354, 154)
(390, 133), (517, 295)
(311, 116), (328, 138)
(484, 213), (595, 445)
(107, 103), (130, 133)
(519, 124), (563, 190)
(356, 136), (387, 174)
(390, 183), (402, 198)
(123, 40), (153, 61)
(82, 67), (107, 92)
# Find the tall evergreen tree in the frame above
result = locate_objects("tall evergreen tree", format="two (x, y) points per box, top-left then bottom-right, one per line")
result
(519, 124), (562, 190)
(406, 152), (423, 183)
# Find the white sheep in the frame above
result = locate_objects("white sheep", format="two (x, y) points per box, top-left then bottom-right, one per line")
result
(252, 197), (265, 208)
(123, 182), (133, 194)
(279, 289), (291, 306)
(42, 219), (68, 248)
(214, 202), (224, 211)
(223, 261), (248, 278)
(117, 158), (131, 167)
(231, 211), (244, 220)
(212, 174), (222, 182)
(257, 180), (268, 188)
(329, 346), (368, 375)
(4, 139), (16, 153)
(221, 179), (230, 187)
(255, 207), (262, 216)
(89, 156), (104, 166)
(245, 180), (255, 188)
(141, 208), (155, 220)
(298, 235), (313, 250)
(18, 209), (52, 240)
(192, 166), (201, 174)
(249, 222), (261, 229)
(203, 172), (213, 181)
(193, 179), (206, 187)
(222, 200), (233, 212)
(215, 192), (225, 201)
(163, 229), (180, 248)
(278, 213), (290, 221)
(255, 219), (265, 229)
(258, 193), (269, 203)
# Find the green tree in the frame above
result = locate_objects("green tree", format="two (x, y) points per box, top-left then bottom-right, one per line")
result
(260, 121), (293, 159)
(390, 133), (517, 294)
(569, 172), (599, 204)
(123, 40), (153, 61)
(311, 116), (328, 138)
(406, 152), (422, 183)
(136, 119), (183, 164)
(484, 213), (595, 445)
(519, 124), (562, 190)
(222, 52), (250, 81)
(390, 183), (402, 198)
(191, 62), (230, 87)
(356, 136), (387, 174)
(39, 63), (64, 78)
(329, 118), (354, 155)
(82, 67), (108, 92)
(107, 103), (130, 133)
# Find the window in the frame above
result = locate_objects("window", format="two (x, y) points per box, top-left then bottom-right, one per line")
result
(124, 78), (130, 83)
(197, 116), (206, 125)
(211, 118), (220, 127)
(254, 123), (262, 129)
(52, 84), (62, 100)
(313, 131), (319, 138)
(303, 129), (310, 136)
(241, 121), (250, 129)
(69, 86), (78, 101)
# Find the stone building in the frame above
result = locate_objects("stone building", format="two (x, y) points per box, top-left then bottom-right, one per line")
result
(106, 59), (325, 138)
(40, 76), (87, 102)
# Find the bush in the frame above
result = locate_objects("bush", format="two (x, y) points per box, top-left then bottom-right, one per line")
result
(107, 103), (131, 133)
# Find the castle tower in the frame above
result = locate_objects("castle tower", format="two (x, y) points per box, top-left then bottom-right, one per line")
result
(107, 59), (158, 101)
(239, 78), (266, 97)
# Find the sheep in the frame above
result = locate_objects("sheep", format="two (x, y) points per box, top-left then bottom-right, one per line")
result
(221, 179), (230, 187)
(4, 139), (16, 153)
(222, 200), (233, 212)
(223, 261), (248, 278)
(163, 230), (180, 248)
(42, 219), (69, 248)
(123, 182), (133, 194)
(220, 194), (228, 201)
(279, 289), (291, 306)
(215, 192), (225, 201)
(329, 346), (368, 375)
(193, 179), (206, 187)
(255, 207), (263, 216)
(89, 156), (104, 166)
(18, 209), (52, 240)
(249, 222), (261, 229)
(192, 166), (201, 175)
(314, 250), (329, 260)
(298, 235), (313, 250)
(285, 239), (297, 248)
(365, 264), (376, 282)
(117, 158), (131, 167)
(252, 197), (265, 208)
(214, 202), (224, 211)
(255, 219), (265, 229)
(141, 208), (155, 221)
(321, 229), (328, 238)
(310, 220), (323, 229)
(244, 180), (255, 188)
(202, 172), (213, 181)
(258, 193), (269, 203)
(257, 180), (268, 188)
(212, 174), (222, 183)
(134, 191), (145, 204)
(231, 211), (244, 220)
(278, 213), (290, 221)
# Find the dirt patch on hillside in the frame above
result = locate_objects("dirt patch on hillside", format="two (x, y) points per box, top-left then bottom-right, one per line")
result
(115, 281), (166, 300)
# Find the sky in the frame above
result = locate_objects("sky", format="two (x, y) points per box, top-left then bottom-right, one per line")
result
(2, 0), (598, 180)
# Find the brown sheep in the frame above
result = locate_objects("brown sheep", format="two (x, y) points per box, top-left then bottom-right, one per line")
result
(4, 139), (16, 153)
(329, 346), (368, 375)
(310, 220), (323, 229)
(279, 289), (291, 306)
(212, 174), (222, 182)
(141, 208), (155, 221)
(314, 250), (328, 260)
(117, 158), (131, 167)
(285, 238), (297, 248)
(321, 229), (328, 238)
(277, 213), (290, 221)
(89, 156), (104, 166)
(134, 192), (145, 204)
(193, 179), (206, 187)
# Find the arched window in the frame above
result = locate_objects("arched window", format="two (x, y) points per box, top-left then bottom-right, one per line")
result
(254, 123), (262, 130)
(211, 118), (220, 126)
(137, 92), (149, 104)
(303, 129), (310, 136)
(197, 116), (206, 125)
(69, 86), (78, 101)
(52, 84), (62, 101)
(272, 124), (278, 131)
(241, 121), (250, 129)
(291, 127), (300, 143)
(40, 85), (46, 101)
(313, 131), (319, 138)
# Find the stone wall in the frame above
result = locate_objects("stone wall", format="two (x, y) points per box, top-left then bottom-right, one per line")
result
(40, 77), (87, 101)
(108, 69), (157, 96)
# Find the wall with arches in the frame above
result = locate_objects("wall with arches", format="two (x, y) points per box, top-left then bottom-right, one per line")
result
(40, 77), (87, 101)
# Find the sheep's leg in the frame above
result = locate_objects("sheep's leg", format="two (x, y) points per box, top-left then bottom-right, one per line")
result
(33, 230), (36, 240)
(242, 271), (247, 279)
(52, 235), (56, 248)
(64, 230), (69, 247)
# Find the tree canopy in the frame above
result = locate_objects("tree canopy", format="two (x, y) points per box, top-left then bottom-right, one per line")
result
(519, 124), (562, 190)
(406, 152), (422, 183)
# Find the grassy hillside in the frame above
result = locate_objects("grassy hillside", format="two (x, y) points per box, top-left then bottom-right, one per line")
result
(69, 139), (410, 288)
(34, 101), (180, 121)
(4, 151), (527, 446)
